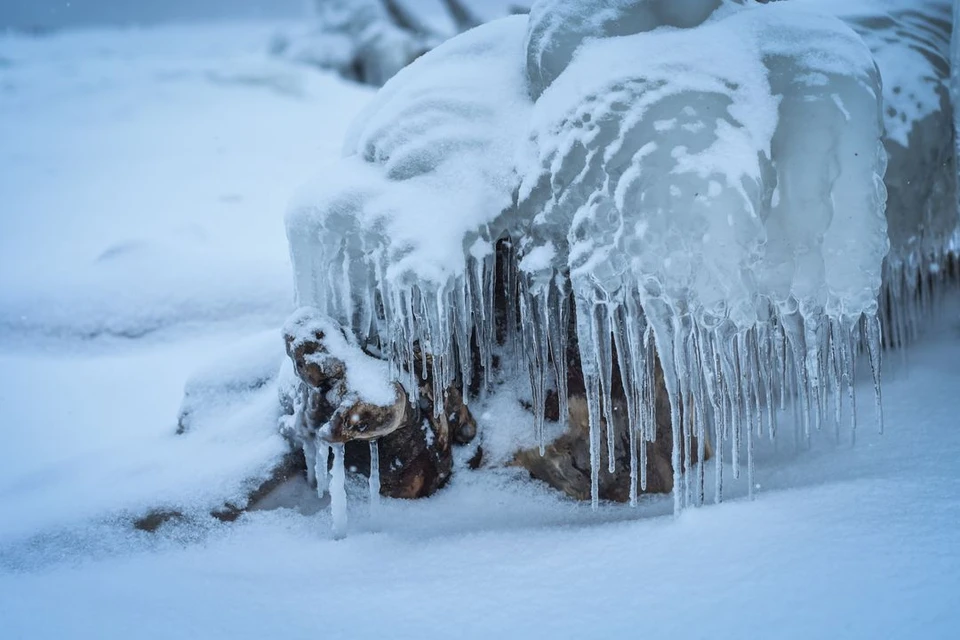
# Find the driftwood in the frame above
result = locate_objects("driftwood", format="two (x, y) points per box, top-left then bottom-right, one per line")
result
(514, 357), (711, 502)
(282, 315), (477, 499)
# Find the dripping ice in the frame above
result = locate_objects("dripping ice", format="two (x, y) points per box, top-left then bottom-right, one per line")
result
(285, 0), (960, 523)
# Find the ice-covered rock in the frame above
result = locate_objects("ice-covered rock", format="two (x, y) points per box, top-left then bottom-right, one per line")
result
(799, 0), (958, 346)
(286, 0), (954, 513)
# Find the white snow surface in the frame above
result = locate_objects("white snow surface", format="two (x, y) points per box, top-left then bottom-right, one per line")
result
(1, 11), (960, 640)
(2, 302), (960, 638)
(0, 21), (373, 341)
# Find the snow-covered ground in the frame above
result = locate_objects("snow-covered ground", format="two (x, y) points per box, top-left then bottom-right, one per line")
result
(0, 21), (371, 341)
(1, 20), (959, 640)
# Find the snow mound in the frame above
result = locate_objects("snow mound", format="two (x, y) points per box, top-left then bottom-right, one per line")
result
(288, 0), (909, 510)
(0, 23), (373, 342)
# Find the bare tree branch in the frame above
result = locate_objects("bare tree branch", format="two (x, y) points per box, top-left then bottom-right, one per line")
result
(382, 0), (442, 39)
(438, 0), (483, 33)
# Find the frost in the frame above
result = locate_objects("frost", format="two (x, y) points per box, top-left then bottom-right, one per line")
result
(287, 0), (955, 516)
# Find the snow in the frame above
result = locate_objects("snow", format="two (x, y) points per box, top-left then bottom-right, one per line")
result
(0, 330), (289, 545)
(2, 312), (960, 637)
(283, 307), (394, 405)
(288, 14), (531, 290)
(1, 7), (959, 639)
(0, 21), (372, 342)
(0, 19), (374, 542)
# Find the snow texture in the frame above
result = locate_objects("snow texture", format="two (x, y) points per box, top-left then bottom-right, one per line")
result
(0, 21), (370, 540)
(0, 22), (373, 342)
(287, 0), (898, 511)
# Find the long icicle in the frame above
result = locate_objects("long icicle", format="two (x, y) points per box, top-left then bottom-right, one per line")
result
(330, 443), (347, 539)
(369, 439), (381, 520)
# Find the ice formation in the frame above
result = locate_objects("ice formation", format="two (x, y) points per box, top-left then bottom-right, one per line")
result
(286, 0), (958, 522)
(800, 0), (959, 347)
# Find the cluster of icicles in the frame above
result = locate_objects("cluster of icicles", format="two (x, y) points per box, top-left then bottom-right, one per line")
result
(882, 246), (960, 350)
(302, 243), (887, 519)
(309, 437), (380, 539)
(285, 0), (960, 535)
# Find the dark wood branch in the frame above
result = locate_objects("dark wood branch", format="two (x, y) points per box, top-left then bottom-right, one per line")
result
(438, 0), (483, 33)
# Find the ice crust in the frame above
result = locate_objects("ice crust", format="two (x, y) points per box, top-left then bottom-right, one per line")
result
(287, 0), (954, 512)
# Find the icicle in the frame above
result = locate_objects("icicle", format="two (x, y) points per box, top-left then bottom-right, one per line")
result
(781, 310), (811, 446)
(518, 280), (546, 453)
(574, 295), (603, 510)
(713, 347), (725, 504)
(865, 313), (885, 435)
(738, 331), (756, 501)
(715, 333), (741, 480)
(369, 439), (381, 518)
(612, 303), (639, 506)
(635, 318), (653, 494)
(828, 317), (843, 441)
(330, 443), (347, 539)
(645, 301), (684, 514)
(453, 278), (473, 397)
(746, 395), (755, 500)
(668, 368), (684, 514)
(760, 325), (777, 441)
(595, 303), (617, 474)
(586, 372), (602, 510)
(304, 440), (317, 490)
(677, 316), (694, 508)
(691, 325), (707, 507)
(549, 278), (571, 433)
(314, 441), (330, 498)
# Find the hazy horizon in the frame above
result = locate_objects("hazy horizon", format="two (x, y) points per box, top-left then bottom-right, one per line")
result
(0, 0), (309, 31)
